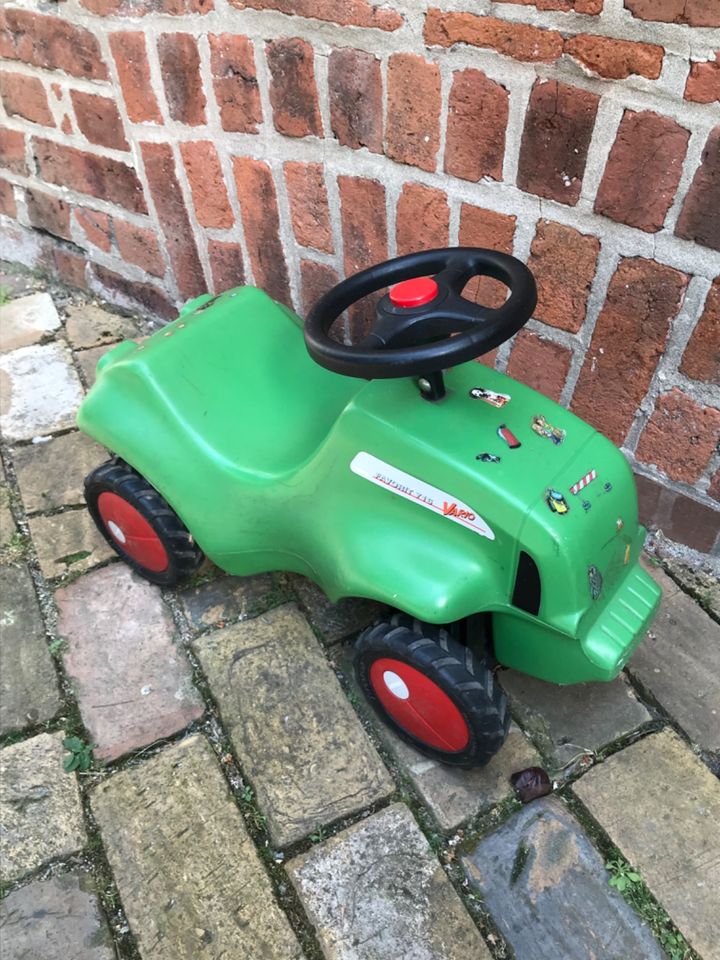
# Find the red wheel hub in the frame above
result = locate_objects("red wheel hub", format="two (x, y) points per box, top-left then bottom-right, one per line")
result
(97, 492), (169, 573)
(369, 657), (469, 752)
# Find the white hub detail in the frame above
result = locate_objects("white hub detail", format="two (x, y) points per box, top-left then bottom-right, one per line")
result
(107, 520), (127, 544)
(383, 670), (410, 700)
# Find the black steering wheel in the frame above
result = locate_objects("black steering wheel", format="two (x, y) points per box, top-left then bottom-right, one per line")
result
(304, 247), (537, 379)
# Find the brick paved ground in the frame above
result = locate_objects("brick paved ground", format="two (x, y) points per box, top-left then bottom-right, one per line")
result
(1, 266), (718, 960)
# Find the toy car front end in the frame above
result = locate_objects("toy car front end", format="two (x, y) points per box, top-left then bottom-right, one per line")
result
(317, 358), (662, 687)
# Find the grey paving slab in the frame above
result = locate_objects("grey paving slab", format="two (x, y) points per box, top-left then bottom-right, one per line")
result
(57, 564), (203, 760)
(75, 343), (114, 388)
(290, 574), (386, 644)
(648, 552), (720, 621)
(193, 603), (394, 846)
(12, 431), (105, 513)
(288, 802), (491, 960)
(28, 508), (115, 578)
(0, 731), (86, 883)
(384, 724), (540, 832)
(0, 871), (115, 959)
(0, 476), (15, 548)
(628, 564), (720, 753)
(0, 341), (84, 440)
(573, 728), (720, 960)
(91, 734), (303, 960)
(0, 292), (61, 353)
(501, 670), (652, 767)
(335, 644), (541, 831)
(178, 571), (282, 631)
(0, 563), (60, 735)
(463, 797), (665, 960)
(64, 304), (139, 349)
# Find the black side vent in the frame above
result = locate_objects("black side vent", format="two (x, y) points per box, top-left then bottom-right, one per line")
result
(511, 551), (541, 616)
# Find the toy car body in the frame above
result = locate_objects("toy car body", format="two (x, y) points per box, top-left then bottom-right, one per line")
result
(78, 283), (660, 688)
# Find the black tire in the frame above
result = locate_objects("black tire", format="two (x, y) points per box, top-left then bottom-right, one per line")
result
(354, 613), (509, 768)
(84, 459), (203, 586)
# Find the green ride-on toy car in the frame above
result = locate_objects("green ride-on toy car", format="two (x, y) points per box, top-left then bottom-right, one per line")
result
(77, 247), (661, 768)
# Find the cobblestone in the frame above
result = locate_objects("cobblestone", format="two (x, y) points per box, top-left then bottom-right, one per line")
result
(0, 563), (60, 735)
(0, 292), (61, 353)
(382, 723), (540, 831)
(0, 342), (84, 440)
(289, 803), (491, 960)
(64, 303), (139, 349)
(501, 671), (652, 767)
(0, 731), (86, 883)
(463, 798), (665, 960)
(0, 476), (15, 548)
(57, 564), (203, 760)
(193, 603), (393, 845)
(12, 430), (104, 513)
(573, 728), (720, 960)
(75, 343), (112, 388)
(0, 872), (115, 959)
(628, 563), (720, 753)
(28, 508), (115, 578)
(91, 735), (303, 960)
(178, 571), (282, 631)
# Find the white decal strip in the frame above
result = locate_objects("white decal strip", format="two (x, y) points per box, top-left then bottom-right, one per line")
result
(350, 451), (495, 541)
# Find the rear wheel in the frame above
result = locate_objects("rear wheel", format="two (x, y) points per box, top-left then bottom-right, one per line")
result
(354, 614), (509, 768)
(84, 460), (203, 586)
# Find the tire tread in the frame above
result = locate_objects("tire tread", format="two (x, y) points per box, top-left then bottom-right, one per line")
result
(354, 617), (509, 768)
(84, 458), (203, 586)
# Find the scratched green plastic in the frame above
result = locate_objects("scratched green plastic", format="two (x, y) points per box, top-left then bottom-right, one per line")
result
(77, 286), (660, 683)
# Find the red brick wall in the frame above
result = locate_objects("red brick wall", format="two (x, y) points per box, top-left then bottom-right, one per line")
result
(1, 1), (718, 554)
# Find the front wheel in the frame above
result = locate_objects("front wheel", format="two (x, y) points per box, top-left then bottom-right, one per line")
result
(354, 614), (510, 768)
(84, 459), (204, 586)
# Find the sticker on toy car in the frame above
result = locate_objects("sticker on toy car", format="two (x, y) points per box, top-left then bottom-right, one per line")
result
(531, 414), (565, 445)
(546, 489), (569, 514)
(476, 452), (501, 463)
(570, 469), (597, 495)
(469, 387), (511, 408)
(497, 424), (521, 448)
(350, 452), (495, 541)
(588, 565), (603, 600)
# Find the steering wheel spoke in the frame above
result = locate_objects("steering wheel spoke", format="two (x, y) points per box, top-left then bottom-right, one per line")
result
(438, 292), (492, 331)
(432, 256), (479, 295)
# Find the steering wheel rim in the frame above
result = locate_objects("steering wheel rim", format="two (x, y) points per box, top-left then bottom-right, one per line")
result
(304, 247), (537, 379)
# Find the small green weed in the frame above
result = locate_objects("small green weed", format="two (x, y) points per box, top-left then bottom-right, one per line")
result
(427, 831), (444, 854)
(659, 928), (691, 960)
(63, 736), (94, 772)
(57, 550), (91, 566)
(0, 286), (12, 306)
(510, 841), (531, 886)
(605, 857), (641, 892)
(0, 531), (27, 563)
(246, 807), (267, 831)
(606, 858), (693, 959)
(309, 825), (327, 844)
(49, 637), (67, 655)
(238, 785), (267, 830)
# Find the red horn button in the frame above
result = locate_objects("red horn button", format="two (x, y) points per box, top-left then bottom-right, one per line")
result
(389, 277), (438, 308)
